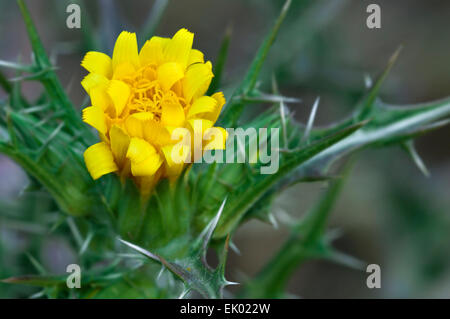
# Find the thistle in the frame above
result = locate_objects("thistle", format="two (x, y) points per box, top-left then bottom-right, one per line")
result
(1, 0), (450, 299)
(81, 29), (226, 195)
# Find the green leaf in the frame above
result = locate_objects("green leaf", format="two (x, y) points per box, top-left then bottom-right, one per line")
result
(214, 121), (365, 238)
(300, 97), (450, 180)
(16, 0), (89, 137)
(239, 159), (353, 298)
(207, 26), (232, 95)
(355, 46), (402, 121)
(1, 275), (66, 287)
(219, 0), (292, 127)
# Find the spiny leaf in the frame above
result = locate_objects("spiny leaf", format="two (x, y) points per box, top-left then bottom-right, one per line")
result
(118, 237), (223, 298)
(355, 46), (402, 121)
(25, 253), (47, 275)
(16, 0), (87, 134)
(301, 97), (450, 180)
(208, 25), (232, 95)
(1, 275), (66, 287)
(215, 121), (365, 238)
(238, 0), (292, 94)
(219, 0), (292, 126)
(239, 160), (353, 298)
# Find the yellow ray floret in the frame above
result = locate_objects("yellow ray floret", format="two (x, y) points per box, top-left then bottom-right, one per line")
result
(81, 29), (227, 195)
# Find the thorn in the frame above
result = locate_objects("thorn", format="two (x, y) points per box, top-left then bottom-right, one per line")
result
(325, 248), (367, 271)
(0, 60), (33, 72)
(20, 103), (51, 114)
(178, 288), (191, 299)
(25, 253), (46, 275)
(157, 266), (165, 280)
(301, 97), (320, 144)
(410, 118), (450, 137)
(268, 213), (279, 229)
(389, 45), (403, 66)
(9, 66), (58, 82)
(66, 217), (83, 248)
(272, 74), (289, 148)
(118, 237), (160, 262)
(356, 46), (402, 120)
(36, 122), (65, 162)
(229, 240), (241, 255)
(29, 290), (46, 299)
(364, 74), (373, 88)
(200, 198), (227, 254)
(240, 93), (301, 104)
(403, 141), (430, 177)
(324, 228), (343, 243)
(79, 232), (94, 256)
(223, 280), (240, 286)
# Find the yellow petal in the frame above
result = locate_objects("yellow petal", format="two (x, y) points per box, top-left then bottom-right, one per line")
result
(130, 112), (154, 121)
(161, 102), (185, 127)
(90, 84), (111, 111)
(139, 36), (169, 66)
(81, 51), (112, 78)
(112, 31), (139, 70)
(208, 92), (226, 123)
(81, 73), (109, 94)
(112, 62), (136, 80)
(124, 112), (154, 138)
(157, 62), (184, 92)
(187, 119), (212, 162)
(204, 127), (228, 150)
(187, 96), (217, 119)
(84, 142), (118, 180)
(107, 80), (130, 117)
(164, 28), (194, 70)
(126, 137), (156, 163)
(110, 125), (130, 167)
(82, 106), (107, 134)
(143, 120), (173, 146)
(126, 138), (163, 176)
(161, 144), (187, 177)
(187, 118), (213, 135)
(188, 49), (204, 66)
(182, 61), (213, 103)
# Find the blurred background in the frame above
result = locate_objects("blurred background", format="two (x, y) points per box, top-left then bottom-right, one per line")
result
(0, 0), (449, 298)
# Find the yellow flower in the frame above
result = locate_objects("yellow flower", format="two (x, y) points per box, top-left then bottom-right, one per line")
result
(81, 29), (227, 194)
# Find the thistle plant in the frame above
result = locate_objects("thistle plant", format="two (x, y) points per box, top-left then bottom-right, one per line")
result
(1, 0), (450, 299)
(81, 28), (227, 195)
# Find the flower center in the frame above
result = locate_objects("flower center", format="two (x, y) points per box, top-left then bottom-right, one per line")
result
(120, 66), (186, 122)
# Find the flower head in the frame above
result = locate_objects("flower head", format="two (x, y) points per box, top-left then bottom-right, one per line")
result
(81, 29), (226, 194)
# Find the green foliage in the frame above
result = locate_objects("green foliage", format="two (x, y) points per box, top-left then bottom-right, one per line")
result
(0, 0), (449, 299)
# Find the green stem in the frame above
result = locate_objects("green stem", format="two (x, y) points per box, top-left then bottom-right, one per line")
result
(239, 160), (353, 298)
